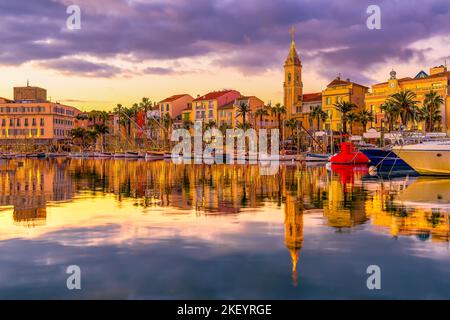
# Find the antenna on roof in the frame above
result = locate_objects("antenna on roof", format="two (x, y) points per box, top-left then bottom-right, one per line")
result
(27, 80), (29, 87)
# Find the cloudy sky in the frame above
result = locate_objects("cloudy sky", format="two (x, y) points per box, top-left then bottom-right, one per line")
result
(0, 0), (449, 110)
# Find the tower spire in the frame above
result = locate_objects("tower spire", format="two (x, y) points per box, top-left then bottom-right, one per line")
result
(290, 25), (296, 43)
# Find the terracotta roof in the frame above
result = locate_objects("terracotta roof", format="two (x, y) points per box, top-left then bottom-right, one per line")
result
(193, 90), (236, 102)
(218, 101), (235, 110)
(327, 77), (368, 89)
(160, 94), (189, 103)
(303, 92), (322, 103)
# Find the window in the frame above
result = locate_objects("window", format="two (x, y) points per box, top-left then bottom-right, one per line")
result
(208, 110), (213, 118)
(40, 128), (44, 135)
(166, 104), (169, 111)
(17, 119), (21, 126)
(10, 119), (14, 126)
(40, 118), (44, 126)
(24, 119), (29, 127)
(1, 119), (5, 127)
(32, 118), (36, 126)
(326, 97), (331, 105)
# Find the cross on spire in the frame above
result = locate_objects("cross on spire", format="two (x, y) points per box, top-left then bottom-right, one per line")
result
(290, 25), (296, 42)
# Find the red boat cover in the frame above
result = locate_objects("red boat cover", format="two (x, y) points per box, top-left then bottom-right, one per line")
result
(330, 142), (370, 164)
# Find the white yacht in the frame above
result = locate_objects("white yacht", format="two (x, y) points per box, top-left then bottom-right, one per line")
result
(393, 141), (450, 175)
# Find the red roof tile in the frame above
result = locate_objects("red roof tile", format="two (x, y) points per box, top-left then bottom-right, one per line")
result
(303, 92), (322, 103)
(160, 94), (189, 103)
(193, 90), (236, 102)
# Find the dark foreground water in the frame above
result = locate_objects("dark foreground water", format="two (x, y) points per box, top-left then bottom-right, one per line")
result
(0, 158), (449, 299)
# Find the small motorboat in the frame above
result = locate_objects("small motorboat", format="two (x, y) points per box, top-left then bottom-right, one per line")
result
(329, 142), (370, 165)
(113, 152), (126, 158)
(305, 153), (331, 162)
(279, 150), (303, 162)
(94, 152), (113, 158)
(145, 151), (165, 160)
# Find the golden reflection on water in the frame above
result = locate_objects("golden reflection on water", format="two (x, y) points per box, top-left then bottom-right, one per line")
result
(0, 158), (449, 285)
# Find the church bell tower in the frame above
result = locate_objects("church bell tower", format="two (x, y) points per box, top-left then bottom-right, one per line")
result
(283, 26), (303, 119)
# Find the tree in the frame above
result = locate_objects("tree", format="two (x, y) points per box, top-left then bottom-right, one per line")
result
(271, 103), (287, 142)
(285, 118), (299, 139)
(380, 101), (400, 131)
(333, 101), (357, 135)
(357, 110), (375, 132)
(422, 90), (444, 132)
(255, 107), (269, 130)
(346, 113), (359, 135)
(69, 128), (88, 149)
(182, 119), (193, 130)
(387, 90), (418, 128)
(236, 102), (251, 128)
(94, 124), (110, 152)
(86, 130), (99, 149)
(204, 120), (217, 131)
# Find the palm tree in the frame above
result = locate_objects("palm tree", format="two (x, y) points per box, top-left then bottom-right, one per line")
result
(86, 130), (100, 149)
(318, 109), (328, 131)
(380, 101), (400, 131)
(182, 119), (193, 130)
(333, 101), (357, 135)
(204, 120), (217, 131)
(255, 107), (269, 130)
(219, 123), (231, 135)
(236, 102), (251, 128)
(69, 128), (88, 150)
(346, 113), (358, 135)
(97, 111), (109, 124)
(160, 113), (174, 151)
(271, 103), (287, 142)
(423, 91), (444, 132)
(285, 118), (299, 140)
(387, 90), (418, 128)
(357, 110), (375, 132)
(94, 124), (109, 152)
(236, 122), (253, 130)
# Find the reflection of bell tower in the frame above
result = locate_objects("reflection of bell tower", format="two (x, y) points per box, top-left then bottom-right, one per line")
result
(284, 26), (303, 118)
(284, 195), (304, 286)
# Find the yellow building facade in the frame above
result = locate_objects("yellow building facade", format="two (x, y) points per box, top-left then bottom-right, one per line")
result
(365, 66), (450, 132)
(321, 77), (368, 134)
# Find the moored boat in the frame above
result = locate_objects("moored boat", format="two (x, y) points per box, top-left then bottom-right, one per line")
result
(393, 141), (450, 175)
(329, 142), (370, 165)
(305, 153), (330, 162)
(360, 148), (413, 171)
(145, 151), (165, 160)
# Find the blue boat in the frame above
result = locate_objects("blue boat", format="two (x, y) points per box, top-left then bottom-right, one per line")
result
(360, 148), (414, 171)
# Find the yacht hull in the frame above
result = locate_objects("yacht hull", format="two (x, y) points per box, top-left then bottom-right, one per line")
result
(394, 146), (450, 175)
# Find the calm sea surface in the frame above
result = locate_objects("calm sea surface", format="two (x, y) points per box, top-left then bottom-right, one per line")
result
(0, 158), (449, 299)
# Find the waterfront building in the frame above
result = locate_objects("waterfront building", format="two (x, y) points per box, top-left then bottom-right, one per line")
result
(0, 85), (81, 148)
(322, 77), (368, 134)
(365, 66), (450, 132)
(302, 93), (322, 130)
(158, 94), (194, 120)
(217, 96), (268, 128)
(192, 90), (241, 124)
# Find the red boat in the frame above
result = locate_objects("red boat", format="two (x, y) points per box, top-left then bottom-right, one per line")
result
(329, 142), (370, 165)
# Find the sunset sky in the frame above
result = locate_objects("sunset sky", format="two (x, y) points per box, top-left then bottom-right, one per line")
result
(0, 0), (449, 111)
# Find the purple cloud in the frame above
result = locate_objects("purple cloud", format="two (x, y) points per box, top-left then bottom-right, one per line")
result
(1, 0), (449, 83)
(40, 58), (123, 77)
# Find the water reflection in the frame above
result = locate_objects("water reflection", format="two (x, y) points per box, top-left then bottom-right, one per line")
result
(0, 159), (449, 299)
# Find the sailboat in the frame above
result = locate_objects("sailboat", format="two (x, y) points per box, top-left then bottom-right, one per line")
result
(393, 141), (450, 175)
